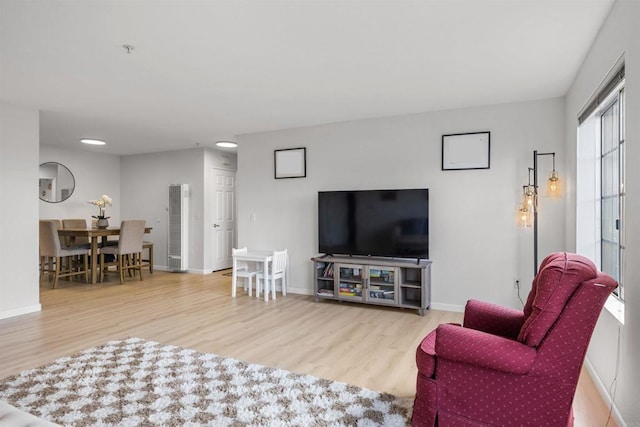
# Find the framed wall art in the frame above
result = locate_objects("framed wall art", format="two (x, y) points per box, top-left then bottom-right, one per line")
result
(442, 131), (490, 170)
(274, 147), (307, 179)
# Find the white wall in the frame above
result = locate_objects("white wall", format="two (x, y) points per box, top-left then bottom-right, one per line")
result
(237, 97), (566, 310)
(120, 147), (237, 273)
(564, 0), (640, 424)
(39, 145), (121, 224)
(0, 103), (40, 319)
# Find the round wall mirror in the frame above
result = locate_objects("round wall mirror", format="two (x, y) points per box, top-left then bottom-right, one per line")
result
(39, 162), (75, 203)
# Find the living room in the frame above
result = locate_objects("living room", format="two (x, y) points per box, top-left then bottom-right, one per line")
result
(1, 0), (639, 425)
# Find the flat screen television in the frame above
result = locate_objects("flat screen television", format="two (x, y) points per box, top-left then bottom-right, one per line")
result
(318, 189), (429, 259)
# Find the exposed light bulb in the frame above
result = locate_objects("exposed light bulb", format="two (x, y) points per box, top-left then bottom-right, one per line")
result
(518, 203), (532, 228)
(547, 170), (561, 198)
(524, 185), (536, 211)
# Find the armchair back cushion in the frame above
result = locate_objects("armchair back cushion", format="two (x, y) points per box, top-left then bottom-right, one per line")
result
(518, 252), (599, 347)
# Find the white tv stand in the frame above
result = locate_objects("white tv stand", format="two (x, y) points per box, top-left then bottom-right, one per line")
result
(311, 255), (431, 315)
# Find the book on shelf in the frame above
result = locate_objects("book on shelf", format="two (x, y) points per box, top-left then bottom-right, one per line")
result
(317, 288), (335, 296)
(339, 285), (361, 297)
(321, 263), (334, 278)
(369, 290), (395, 299)
(341, 267), (361, 279)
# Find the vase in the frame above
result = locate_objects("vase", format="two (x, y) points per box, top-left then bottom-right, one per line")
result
(96, 218), (109, 229)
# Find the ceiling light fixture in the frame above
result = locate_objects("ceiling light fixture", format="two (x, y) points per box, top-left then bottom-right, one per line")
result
(81, 138), (106, 146)
(215, 141), (238, 148)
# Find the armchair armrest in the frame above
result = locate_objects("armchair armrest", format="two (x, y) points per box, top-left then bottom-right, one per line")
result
(463, 299), (525, 339)
(435, 324), (536, 375)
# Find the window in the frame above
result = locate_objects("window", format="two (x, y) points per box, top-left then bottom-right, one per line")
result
(600, 87), (625, 300)
(576, 65), (625, 304)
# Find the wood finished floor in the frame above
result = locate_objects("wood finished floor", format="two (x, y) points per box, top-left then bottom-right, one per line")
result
(0, 270), (615, 426)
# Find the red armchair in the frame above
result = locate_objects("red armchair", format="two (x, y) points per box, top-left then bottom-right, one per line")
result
(412, 252), (617, 426)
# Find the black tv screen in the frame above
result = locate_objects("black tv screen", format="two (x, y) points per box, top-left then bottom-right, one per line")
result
(318, 189), (429, 259)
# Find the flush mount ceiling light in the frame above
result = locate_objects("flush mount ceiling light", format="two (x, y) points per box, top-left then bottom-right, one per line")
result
(81, 138), (106, 145)
(215, 141), (238, 148)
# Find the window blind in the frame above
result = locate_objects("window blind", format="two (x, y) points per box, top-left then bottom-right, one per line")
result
(578, 65), (625, 124)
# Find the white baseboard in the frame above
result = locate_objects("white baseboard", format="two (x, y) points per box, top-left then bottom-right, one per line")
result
(285, 286), (314, 296)
(0, 304), (41, 320)
(151, 265), (208, 275)
(584, 358), (626, 427)
(430, 302), (465, 312)
(186, 268), (207, 275)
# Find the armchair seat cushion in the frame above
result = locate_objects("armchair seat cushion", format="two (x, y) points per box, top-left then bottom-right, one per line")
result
(435, 324), (536, 375)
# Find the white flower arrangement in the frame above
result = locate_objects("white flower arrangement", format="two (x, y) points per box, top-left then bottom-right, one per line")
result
(88, 194), (112, 219)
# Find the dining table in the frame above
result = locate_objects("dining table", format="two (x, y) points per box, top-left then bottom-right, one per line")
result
(57, 227), (152, 284)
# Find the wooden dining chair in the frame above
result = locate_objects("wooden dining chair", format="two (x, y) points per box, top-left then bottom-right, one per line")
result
(39, 220), (90, 288)
(99, 220), (146, 284)
(39, 219), (63, 275)
(62, 218), (91, 248)
(256, 249), (288, 300)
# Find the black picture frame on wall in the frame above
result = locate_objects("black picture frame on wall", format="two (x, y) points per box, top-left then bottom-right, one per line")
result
(442, 131), (491, 170)
(274, 147), (307, 179)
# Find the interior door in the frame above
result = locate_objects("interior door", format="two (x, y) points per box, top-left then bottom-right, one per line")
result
(211, 168), (236, 271)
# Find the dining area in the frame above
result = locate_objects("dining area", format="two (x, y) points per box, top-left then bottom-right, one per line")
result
(39, 215), (153, 288)
(38, 160), (155, 288)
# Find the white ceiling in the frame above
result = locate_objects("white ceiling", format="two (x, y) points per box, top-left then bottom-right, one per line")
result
(1, 0), (613, 156)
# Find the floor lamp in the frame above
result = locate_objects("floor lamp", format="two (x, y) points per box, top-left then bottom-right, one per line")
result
(519, 150), (561, 276)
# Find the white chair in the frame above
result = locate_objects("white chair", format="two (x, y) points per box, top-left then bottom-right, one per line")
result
(257, 249), (287, 300)
(232, 247), (259, 297)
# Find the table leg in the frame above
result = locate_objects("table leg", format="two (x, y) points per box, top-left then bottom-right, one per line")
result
(263, 259), (269, 302)
(283, 253), (289, 296)
(271, 260), (276, 300)
(90, 236), (98, 284)
(231, 257), (237, 297)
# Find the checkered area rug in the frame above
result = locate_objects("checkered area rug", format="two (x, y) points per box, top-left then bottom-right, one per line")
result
(0, 337), (410, 426)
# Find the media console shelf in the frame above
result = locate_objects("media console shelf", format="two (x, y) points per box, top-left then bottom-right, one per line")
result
(311, 255), (431, 315)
